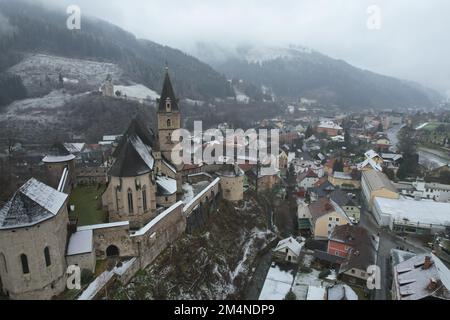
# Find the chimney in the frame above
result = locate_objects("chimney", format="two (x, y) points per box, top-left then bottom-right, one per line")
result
(422, 256), (433, 270)
(427, 278), (438, 291)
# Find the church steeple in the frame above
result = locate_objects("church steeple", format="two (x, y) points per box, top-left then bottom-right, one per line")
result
(157, 65), (181, 165)
(158, 67), (179, 112)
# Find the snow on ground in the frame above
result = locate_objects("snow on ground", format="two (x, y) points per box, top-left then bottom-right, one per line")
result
(259, 265), (294, 300)
(183, 98), (205, 106)
(0, 90), (88, 122)
(294, 269), (323, 288)
(235, 89), (250, 104)
(8, 54), (123, 90)
(113, 84), (159, 101)
(78, 258), (136, 300)
(182, 183), (195, 203)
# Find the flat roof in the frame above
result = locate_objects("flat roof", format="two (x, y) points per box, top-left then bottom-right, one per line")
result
(67, 229), (93, 256)
(374, 196), (450, 226)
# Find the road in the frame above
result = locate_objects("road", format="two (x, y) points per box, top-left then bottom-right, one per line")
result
(359, 204), (428, 300)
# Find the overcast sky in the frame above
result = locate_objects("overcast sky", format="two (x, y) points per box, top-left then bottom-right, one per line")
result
(38, 0), (450, 95)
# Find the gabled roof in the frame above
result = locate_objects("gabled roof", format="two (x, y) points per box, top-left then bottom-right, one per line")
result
(393, 254), (450, 300)
(274, 237), (303, 256)
(330, 189), (357, 207)
(158, 69), (179, 112)
(298, 169), (318, 182)
(362, 170), (398, 194)
(337, 225), (378, 273)
(0, 178), (68, 230)
(309, 198), (338, 222)
(357, 149), (383, 172)
(109, 119), (156, 177)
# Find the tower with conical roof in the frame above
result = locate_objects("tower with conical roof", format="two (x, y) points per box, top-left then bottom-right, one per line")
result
(157, 67), (181, 164)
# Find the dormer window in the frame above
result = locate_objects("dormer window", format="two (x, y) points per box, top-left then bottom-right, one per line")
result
(166, 98), (171, 112)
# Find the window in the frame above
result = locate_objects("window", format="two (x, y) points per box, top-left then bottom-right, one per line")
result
(361, 271), (366, 277)
(167, 119), (171, 127)
(166, 99), (171, 112)
(142, 186), (148, 211)
(0, 253), (7, 273)
(351, 269), (355, 274)
(44, 247), (51, 267)
(329, 217), (332, 221)
(20, 254), (29, 274)
(127, 189), (134, 214)
(336, 218), (340, 222)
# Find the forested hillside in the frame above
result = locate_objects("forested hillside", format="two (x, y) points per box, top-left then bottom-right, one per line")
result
(0, 0), (233, 105)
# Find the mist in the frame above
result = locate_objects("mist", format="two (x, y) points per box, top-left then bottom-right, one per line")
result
(28, 0), (450, 95)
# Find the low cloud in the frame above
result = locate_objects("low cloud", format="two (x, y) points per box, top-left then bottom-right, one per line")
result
(31, 0), (450, 93)
(0, 12), (16, 37)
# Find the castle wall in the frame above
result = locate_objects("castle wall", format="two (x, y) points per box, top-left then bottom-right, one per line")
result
(78, 223), (136, 260)
(131, 202), (186, 270)
(66, 251), (96, 273)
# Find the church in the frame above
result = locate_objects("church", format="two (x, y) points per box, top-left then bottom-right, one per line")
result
(102, 68), (184, 229)
(0, 68), (244, 300)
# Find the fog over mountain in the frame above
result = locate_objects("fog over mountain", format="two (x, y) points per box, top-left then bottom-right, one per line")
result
(32, 0), (450, 96)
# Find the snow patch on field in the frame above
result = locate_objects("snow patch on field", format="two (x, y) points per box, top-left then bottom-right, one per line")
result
(8, 53), (123, 91)
(114, 84), (159, 101)
(0, 90), (88, 122)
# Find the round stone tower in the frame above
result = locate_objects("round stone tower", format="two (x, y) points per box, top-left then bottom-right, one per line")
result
(42, 143), (76, 191)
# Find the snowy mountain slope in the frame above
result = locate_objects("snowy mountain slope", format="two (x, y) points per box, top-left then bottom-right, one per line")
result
(8, 54), (124, 96)
(0, 0), (233, 102)
(189, 43), (442, 109)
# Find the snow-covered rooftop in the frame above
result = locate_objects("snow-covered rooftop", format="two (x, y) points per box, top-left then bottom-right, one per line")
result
(274, 237), (303, 256)
(77, 221), (129, 232)
(67, 229), (93, 256)
(259, 265), (294, 300)
(42, 154), (76, 163)
(318, 121), (343, 130)
(374, 196), (450, 227)
(63, 143), (86, 154)
(156, 176), (177, 195)
(306, 286), (326, 300)
(332, 171), (353, 180)
(130, 135), (154, 170)
(0, 178), (68, 230)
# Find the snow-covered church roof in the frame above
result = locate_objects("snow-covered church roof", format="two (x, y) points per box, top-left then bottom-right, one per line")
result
(0, 178), (68, 230)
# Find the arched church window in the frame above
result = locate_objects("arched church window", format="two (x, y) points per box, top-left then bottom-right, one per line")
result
(166, 99), (171, 112)
(127, 189), (134, 214)
(167, 119), (171, 128)
(142, 186), (148, 211)
(44, 247), (51, 267)
(20, 254), (29, 274)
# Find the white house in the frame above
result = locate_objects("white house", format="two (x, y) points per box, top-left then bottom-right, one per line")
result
(273, 237), (303, 264)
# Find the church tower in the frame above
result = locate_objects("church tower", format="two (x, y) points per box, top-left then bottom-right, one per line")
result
(157, 67), (181, 164)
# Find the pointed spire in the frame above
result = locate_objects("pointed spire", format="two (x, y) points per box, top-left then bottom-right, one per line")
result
(158, 65), (178, 112)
